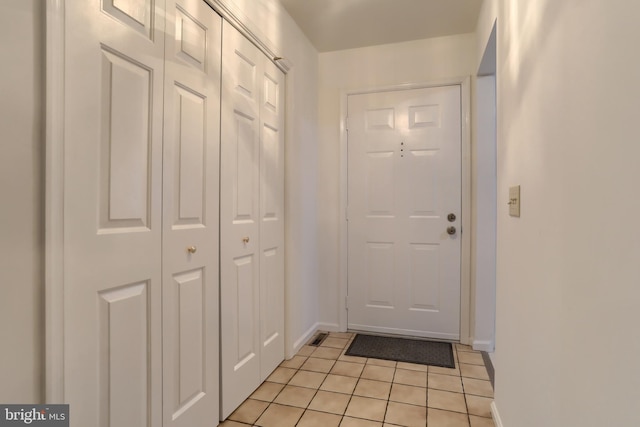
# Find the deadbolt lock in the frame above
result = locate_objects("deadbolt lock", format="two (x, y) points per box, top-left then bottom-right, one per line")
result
(447, 226), (456, 236)
(447, 213), (456, 222)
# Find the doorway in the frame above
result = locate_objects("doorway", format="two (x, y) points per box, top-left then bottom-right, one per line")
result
(339, 78), (470, 344)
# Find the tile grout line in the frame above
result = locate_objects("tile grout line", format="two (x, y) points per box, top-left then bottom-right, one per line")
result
(225, 335), (495, 427)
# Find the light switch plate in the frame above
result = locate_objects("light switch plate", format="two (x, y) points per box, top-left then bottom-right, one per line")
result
(509, 186), (520, 217)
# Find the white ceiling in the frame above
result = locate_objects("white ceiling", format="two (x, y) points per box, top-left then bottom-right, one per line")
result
(277, 0), (484, 52)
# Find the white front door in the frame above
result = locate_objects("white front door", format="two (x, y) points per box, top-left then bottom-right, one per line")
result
(220, 21), (285, 419)
(63, 0), (165, 425)
(347, 86), (462, 340)
(161, 1), (221, 426)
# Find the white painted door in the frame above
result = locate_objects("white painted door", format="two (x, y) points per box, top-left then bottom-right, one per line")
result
(63, 0), (164, 425)
(347, 86), (462, 340)
(220, 21), (285, 419)
(161, 1), (221, 426)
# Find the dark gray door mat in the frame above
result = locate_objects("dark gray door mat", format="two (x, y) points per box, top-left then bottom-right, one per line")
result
(345, 334), (455, 368)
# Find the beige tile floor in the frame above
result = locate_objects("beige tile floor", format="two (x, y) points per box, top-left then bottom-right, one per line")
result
(219, 332), (495, 427)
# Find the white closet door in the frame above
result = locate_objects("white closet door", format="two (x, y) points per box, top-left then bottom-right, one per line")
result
(220, 20), (285, 419)
(258, 58), (285, 381)
(162, 1), (221, 426)
(63, 0), (165, 425)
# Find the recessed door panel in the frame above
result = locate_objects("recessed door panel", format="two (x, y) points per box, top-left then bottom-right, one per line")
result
(171, 269), (205, 415)
(175, 6), (207, 70)
(234, 255), (257, 366)
(173, 84), (206, 227)
(234, 113), (257, 222)
(103, 0), (153, 37)
(366, 243), (395, 308)
(261, 125), (279, 220)
(234, 52), (256, 98)
(99, 282), (150, 427)
(260, 249), (278, 345)
(367, 152), (395, 217)
(99, 49), (151, 231)
(409, 104), (440, 128)
(263, 73), (278, 112)
(409, 244), (440, 311)
(366, 108), (395, 131)
(409, 150), (438, 217)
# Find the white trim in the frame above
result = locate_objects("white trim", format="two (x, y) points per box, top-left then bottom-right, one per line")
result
(289, 322), (343, 359)
(491, 401), (505, 427)
(350, 325), (459, 342)
(472, 340), (495, 352)
(204, 0), (292, 73)
(338, 77), (473, 344)
(291, 323), (320, 355)
(45, 0), (65, 404)
(316, 322), (341, 333)
(460, 76), (472, 346)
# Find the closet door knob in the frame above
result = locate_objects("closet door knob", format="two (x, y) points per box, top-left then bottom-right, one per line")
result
(242, 237), (250, 244)
(187, 246), (197, 254)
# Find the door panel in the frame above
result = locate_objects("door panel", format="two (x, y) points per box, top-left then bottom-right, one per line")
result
(64, 0), (164, 424)
(348, 86), (462, 340)
(221, 20), (285, 419)
(258, 59), (285, 383)
(98, 282), (149, 427)
(220, 21), (262, 418)
(162, 1), (221, 426)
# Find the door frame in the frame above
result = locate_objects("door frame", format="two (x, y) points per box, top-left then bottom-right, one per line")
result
(338, 77), (472, 345)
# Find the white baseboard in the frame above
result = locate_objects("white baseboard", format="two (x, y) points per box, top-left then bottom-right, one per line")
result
(292, 322), (321, 356)
(472, 339), (495, 352)
(316, 322), (341, 333)
(289, 322), (344, 359)
(491, 401), (504, 427)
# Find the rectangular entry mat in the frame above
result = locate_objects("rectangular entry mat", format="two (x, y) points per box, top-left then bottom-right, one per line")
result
(345, 334), (455, 368)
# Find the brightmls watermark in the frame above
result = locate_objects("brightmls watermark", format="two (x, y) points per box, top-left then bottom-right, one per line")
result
(0, 405), (68, 426)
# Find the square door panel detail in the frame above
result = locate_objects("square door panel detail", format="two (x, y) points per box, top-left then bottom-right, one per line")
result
(366, 108), (395, 131)
(409, 105), (440, 128)
(176, 5), (207, 70)
(103, 0), (153, 38)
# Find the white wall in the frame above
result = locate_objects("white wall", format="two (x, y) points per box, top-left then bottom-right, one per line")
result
(0, 0), (44, 403)
(477, 0), (640, 425)
(317, 35), (478, 331)
(217, 0), (320, 355)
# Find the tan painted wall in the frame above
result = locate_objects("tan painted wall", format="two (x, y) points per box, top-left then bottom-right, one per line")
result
(0, 0), (45, 404)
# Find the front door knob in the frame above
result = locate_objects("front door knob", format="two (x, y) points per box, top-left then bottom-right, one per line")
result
(446, 226), (456, 236)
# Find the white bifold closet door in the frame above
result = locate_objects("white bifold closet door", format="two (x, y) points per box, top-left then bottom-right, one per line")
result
(162, 1), (222, 426)
(61, 0), (221, 426)
(220, 21), (286, 419)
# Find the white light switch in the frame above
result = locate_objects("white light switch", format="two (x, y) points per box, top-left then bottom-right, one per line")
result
(509, 185), (520, 217)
